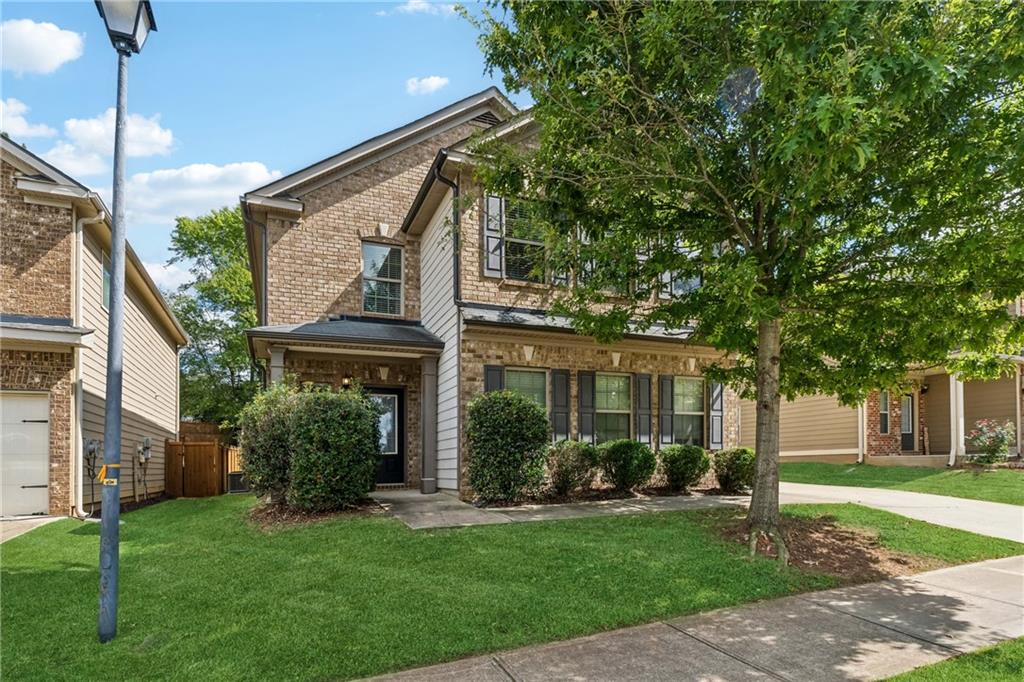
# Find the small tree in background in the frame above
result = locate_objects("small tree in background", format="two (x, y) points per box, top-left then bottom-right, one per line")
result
(470, 1), (1024, 561)
(966, 419), (1016, 465)
(467, 390), (550, 503)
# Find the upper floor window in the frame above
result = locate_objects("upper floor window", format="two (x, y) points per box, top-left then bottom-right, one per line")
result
(659, 238), (702, 299)
(483, 195), (545, 283)
(595, 373), (631, 442)
(672, 377), (705, 446)
(506, 368), (547, 407)
(102, 252), (112, 310)
(362, 243), (402, 316)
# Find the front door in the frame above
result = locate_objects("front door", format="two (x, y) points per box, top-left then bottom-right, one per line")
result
(369, 389), (404, 484)
(900, 394), (915, 451)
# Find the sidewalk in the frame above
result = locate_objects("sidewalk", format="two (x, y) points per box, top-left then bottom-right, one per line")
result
(369, 555), (1024, 681)
(0, 516), (58, 544)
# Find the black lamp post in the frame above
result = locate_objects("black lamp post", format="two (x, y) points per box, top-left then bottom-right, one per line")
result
(94, 0), (156, 644)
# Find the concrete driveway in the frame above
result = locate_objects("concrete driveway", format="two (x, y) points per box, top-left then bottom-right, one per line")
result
(0, 516), (59, 543)
(780, 482), (1024, 543)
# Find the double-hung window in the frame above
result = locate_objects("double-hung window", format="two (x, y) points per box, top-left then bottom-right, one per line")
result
(878, 389), (890, 434)
(505, 368), (547, 407)
(484, 195), (545, 283)
(362, 243), (403, 315)
(595, 373), (631, 442)
(102, 252), (112, 310)
(659, 237), (702, 299)
(673, 377), (705, 446)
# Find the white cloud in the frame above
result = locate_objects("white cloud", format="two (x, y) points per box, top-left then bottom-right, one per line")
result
(1, 19), (84, 76)
(41, 141), (107, 178)
(379, 1), (456, 16)
(113, 162), (281, 227)
(64, 108), (174, 158)
(0, 98), (56, 138)
(406, 75), (450, 96)
(144, 261), (192, 292)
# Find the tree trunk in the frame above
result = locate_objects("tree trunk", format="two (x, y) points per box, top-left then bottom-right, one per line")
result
(747, 318), (789, 564)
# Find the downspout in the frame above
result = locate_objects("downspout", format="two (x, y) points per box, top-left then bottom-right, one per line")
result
(1016, 365), (1022, 458)
(432, 151), (461, 306)
(73, 209), (107, 518)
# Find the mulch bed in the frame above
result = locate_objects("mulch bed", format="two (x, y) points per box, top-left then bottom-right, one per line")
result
(480, 484), (727, 508)
(713, 511), (943, 583)
(248, 498), (385, 530)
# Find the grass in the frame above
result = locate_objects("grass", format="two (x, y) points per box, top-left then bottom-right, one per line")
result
(887, 637), (1024, 681)
(780, 462), (1024, 506)
(2, 496), (1020, 681)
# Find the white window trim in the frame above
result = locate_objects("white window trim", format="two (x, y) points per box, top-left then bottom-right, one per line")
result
(505, 367), (548, 407)
(361, 242), (404, 317)
(879, 389), (890, 434)
(101, 251), (111, 311)
(595, 372), (632, 439)
(484, 195), (547, 284)
(672, 376), (706, 445)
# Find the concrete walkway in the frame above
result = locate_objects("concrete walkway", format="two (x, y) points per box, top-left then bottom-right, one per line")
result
(369, 555), (1024, 681)
(780, 482), (1024, 543)
(0, 516), (59, 544)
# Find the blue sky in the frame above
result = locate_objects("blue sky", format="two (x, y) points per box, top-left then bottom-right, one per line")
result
(2, 1), (524, 288)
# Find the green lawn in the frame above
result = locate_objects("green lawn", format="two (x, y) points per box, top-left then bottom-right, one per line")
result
(2, 496), (1020, 681)
(780, 462), (1024, 506)
(887, 637), (1024, 681)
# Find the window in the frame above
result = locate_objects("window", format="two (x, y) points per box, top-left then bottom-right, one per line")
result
(484, 195), (545, 283)
(659, 238), (702, 299)
(506, 369), (546, 407)
(371, 394), (398, 455)
(362, 243), (402, 315)
(879, 389), (889, 434)
(102, 252), (111, 310)
(595, 373), (631, 442)
(672, 377), (705, 446)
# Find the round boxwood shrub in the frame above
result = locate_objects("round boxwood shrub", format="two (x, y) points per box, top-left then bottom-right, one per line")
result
(660, 444), (710, 493)
(546, 440), (599, 497)
(286, 388), (381, 511)
(238, 381), (297, 504)
(466, 390), (550, 503)
(713, 447), (757, 493)
(598, 439), (656, 492)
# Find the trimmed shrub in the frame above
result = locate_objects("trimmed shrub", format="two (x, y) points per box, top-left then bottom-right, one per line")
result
(238, 381), (297, 503)
(467, 390), (550, 503)
(661, 444), (710, 493)
(286, 388), (381, 511)
(546, 440), (599, 496)
(713, 447), (756, 493)
(598, 439), (656, 492)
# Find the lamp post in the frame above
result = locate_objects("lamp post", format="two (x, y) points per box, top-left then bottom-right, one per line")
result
(94, 0), (156, 644)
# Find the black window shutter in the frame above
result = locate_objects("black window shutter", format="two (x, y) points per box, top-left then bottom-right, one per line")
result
(484, 365), (504, 392)
(635, 374), (652, 445)
(709, 382), (724, 450)
(483, 195), (504, 278)
(659, 375), (674, 445)
(551, 369), (571, 441)
(578, 371), (596, 444)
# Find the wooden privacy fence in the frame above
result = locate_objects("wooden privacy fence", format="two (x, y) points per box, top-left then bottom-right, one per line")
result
(165, 441), (244, 498)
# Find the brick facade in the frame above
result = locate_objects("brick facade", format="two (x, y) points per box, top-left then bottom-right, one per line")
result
(865, 388), (926, 457)
(282, 353), (423, 488)
(0, 349), (74, 515)
(265, 122), (487, 326)
(1, 160), (73, 319)
(458, 333), (740, 497)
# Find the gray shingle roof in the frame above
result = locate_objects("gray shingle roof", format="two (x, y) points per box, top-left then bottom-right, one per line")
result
(459, 304), (693, 341)
(247, 317), (444, 349)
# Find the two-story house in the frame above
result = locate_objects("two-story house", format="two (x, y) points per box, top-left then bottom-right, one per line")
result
(243, 89), (740, 497)
(0, 134), (187, 517)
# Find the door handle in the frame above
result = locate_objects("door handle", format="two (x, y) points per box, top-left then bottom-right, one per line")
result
(21, 419), (48, 423)
(21, 484), (48, 489)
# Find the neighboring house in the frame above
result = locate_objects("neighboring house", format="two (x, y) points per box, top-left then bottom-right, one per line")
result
(242, 88), (741, 497)
(0, 134), (187, 517)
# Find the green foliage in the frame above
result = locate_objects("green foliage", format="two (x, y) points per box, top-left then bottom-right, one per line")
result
(237, 381), (296, 500)
(966, 419), (1017, 464)
(168, 206), (259, 437)
(713, 448), (757, 493)
(661, 444), (711, 493)
(546, 440), (599, 496)
(598, 439), (656, 492)
(466, 390), (550, 502)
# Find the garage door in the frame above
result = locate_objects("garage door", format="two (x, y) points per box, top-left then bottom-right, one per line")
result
(1, 393), (50, 517)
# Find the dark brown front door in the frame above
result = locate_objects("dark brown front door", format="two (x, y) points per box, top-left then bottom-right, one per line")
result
(369, 388), (404, 484)
(900, 394), (915, 451)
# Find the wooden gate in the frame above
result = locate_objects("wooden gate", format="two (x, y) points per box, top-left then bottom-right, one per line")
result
(165, 441), (224, 498)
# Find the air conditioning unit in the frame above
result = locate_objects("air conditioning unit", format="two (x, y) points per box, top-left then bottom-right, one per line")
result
(227, 472), (249, 494)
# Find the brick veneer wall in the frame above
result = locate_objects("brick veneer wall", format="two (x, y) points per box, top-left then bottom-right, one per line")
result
(265, 122), (488, 326)
(282, 354), (422, 488)
(457, 334), (739, 498)
(865, 388), (927, 457)
(1, 160), (73, 319)
(0, 349), (74, 515)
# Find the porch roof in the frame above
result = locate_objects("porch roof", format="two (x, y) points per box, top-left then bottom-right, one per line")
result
(247, 317), (444, 359)
(460, 304), (694, 342)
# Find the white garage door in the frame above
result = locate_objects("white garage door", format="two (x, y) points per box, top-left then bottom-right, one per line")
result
(1, 393), (50, 517)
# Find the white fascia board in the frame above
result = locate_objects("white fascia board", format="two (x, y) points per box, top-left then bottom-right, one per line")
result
(0, 325), (95, 348)
(242, 194), (304, 215)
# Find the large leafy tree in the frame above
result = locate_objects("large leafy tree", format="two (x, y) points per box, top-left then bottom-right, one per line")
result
(168, 206), (259, 438)
(471, 1), (1024, 559)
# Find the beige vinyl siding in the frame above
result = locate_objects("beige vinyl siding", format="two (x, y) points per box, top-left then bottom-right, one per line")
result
(740, 394), (859, 455)
(79, 232), (179, 503)
(419, 193), (459, 490)
(964, 375), (1017, 438)
(923, 374), (952, 455)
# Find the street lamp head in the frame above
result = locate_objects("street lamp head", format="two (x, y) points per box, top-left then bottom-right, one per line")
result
(95, 0), (156, 54)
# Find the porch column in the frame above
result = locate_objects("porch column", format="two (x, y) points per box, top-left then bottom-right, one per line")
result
(948, 373), (965, 466)
(420, 356), (438, 494)
(268, 346), (286, 384)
